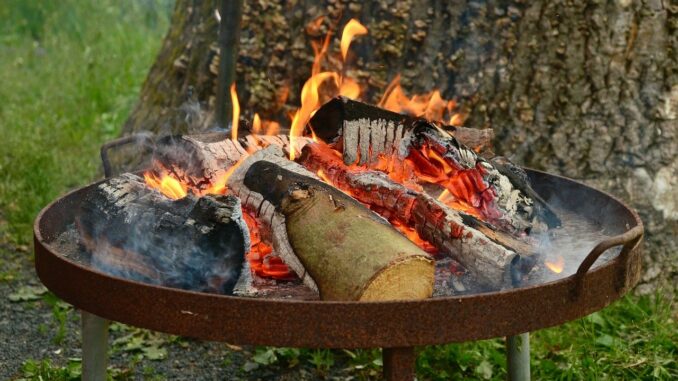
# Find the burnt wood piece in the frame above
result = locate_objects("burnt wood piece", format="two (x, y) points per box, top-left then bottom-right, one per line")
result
(309, 96), (495, 159)
(153, 132), (247, 191)
(76, 173), (249, 294)
(309, 97), (559, 232)
(414, 127), (561, 230)
(229, 146), (435, 301)
(152, 132), (313, 190)
(299, 143), (529, 289)
(227, 146), (321, 293)
(232, 261), (319, 300)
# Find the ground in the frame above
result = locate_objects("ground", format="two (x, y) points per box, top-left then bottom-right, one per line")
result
(0, 1), (675, 380)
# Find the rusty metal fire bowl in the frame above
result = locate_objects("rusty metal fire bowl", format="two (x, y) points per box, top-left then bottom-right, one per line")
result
(34, 169), (643, 380)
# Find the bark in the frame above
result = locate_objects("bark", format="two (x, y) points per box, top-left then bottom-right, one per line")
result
(122, 0), (677, 294)
(76, 173), (249, 294)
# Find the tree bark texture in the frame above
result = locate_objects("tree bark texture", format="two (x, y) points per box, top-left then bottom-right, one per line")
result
(122, 0), (677, 294)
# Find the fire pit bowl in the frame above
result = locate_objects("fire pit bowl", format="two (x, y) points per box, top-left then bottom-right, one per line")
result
(34, 169), (643, 381)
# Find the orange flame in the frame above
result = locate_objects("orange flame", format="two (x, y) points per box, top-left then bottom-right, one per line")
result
(338, 76), (361, 100)
(265, 121), (280, 136)
(379, 76), (457, 123)
(230, 83), (240, 141)
(252, 113), (262, 134)
(204, 156), (247, 195)
(340, 19), (367, 61)
(144, 171), (188, 200)
(545, 256), (565, 274)
(289, 72), (338, 159)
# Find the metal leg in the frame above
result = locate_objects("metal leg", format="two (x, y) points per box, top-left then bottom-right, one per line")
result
(81, 312), (109, 381)
(506, 333), (530, 381)
(383, 347), (416, 381)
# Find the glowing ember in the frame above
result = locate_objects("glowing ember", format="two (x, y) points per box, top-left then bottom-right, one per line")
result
(242, 212), (294, 279)
(230, 83), (240, 141)
(545, 256), (565, 274)
(390, 219), (437, 254)
(340, 19), (367, 61)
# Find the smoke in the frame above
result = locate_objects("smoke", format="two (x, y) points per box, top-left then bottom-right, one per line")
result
(524, 181), (624, 285)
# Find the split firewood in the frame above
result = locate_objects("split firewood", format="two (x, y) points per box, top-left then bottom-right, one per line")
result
(76, 173), (249, 294)
(152, 132), (313, 190)
(309, 96), (495, 158)
(299, 142), (531, 288)
(228, 146), (435, 301)
(153, 132), (247, 191)
(309, 97), (560, 234)
(226, 146), (321, 293)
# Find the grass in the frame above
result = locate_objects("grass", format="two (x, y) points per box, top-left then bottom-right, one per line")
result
(236, 294), (675, 380)
(0, 0), (172, 244)
(1, 1), (676, 380)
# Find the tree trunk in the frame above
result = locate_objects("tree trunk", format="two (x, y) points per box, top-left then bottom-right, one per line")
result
(122, 0), (677, 294)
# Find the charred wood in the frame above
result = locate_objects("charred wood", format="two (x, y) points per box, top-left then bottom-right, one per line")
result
(153, 132), (247, 191)
(310, 98), (560, 233)
(76, 173), (249, 294)
(227, 146), (321, 293)
(309, 96), (495, 159)
(299, 142), (532, 289)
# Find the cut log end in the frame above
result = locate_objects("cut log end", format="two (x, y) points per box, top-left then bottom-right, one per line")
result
(360, 256), (435, 301)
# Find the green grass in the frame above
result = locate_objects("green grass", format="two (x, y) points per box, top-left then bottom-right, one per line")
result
(1, 2), (676, 380)
(417, 293), (676, 380)
(239, 294), (675, 379)
(0, 0), (172, 244)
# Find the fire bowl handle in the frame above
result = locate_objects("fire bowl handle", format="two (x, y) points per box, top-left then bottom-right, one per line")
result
(100, 133), (155, 178)
(571, 225), (643, 299)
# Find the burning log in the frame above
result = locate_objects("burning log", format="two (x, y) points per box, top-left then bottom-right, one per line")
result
(153, 132), (247, 191)
(299, 142), (531, 288)
(152, 132), (313, 191)
(229, 146), (435, 301)
(76, 173), (249, 294)
(309, 96), (495, 158)
(309, 97), (560, 234)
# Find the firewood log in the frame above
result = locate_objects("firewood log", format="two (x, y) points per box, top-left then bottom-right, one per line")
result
(153, 132), (247, 191)
(309, 97), (560, 232)
(228, 146), (435, 301)
(152, 132), (313, 190)
(76, 173), (249, 294)
(227, 146), (320, 293)
(309, 96), (495, 158)
(299, 142), (530, 288)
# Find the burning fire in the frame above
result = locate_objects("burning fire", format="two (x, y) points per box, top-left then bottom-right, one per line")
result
(545, 256), (565, 274)
(340, 19), (368, 60)
(143, 160), (294, 280)
(242, 213), (294, 279)
(230, 83), (240, 141)
(379, 76), (460, 123)
(143, 171), (187, 200)
(142, 18), (484, 282)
